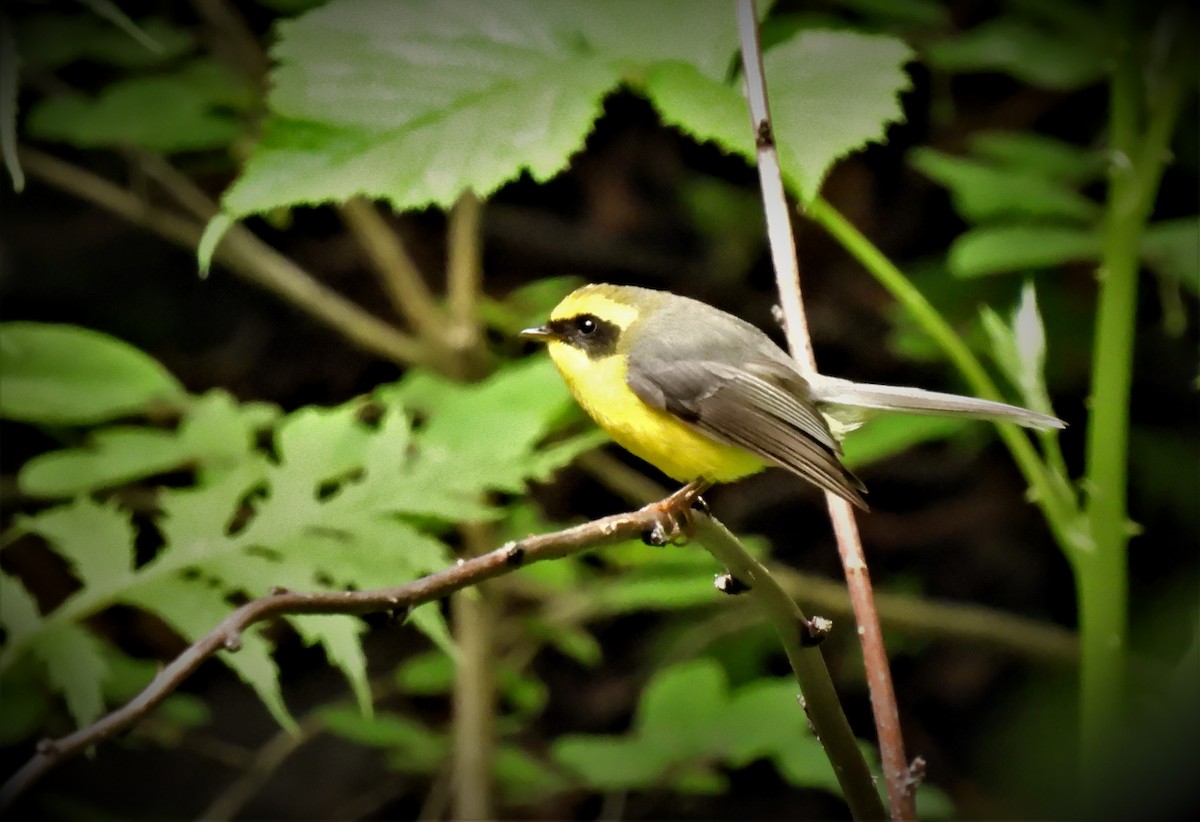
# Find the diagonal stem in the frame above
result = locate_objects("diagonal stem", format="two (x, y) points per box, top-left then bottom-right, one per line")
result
(735, 2), (913, 818)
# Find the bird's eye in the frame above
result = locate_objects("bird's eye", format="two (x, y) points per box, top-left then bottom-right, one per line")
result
(577, 316), (597, 335)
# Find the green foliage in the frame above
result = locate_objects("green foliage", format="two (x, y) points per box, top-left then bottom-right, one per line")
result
(202, 0), (912, 268)
(26, 58), (252, 153)
(0, 322), (187, 424)
(0, 324), (597, 732)
(553, 659), (855, 795)
(925, 0), (1107, 89)
(15, 12), (193, 69)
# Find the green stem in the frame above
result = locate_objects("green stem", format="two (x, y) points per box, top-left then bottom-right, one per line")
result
(695, 517), (887, 820)
(805, 198), (1086, 555)
(1078, 0), (1187, 779)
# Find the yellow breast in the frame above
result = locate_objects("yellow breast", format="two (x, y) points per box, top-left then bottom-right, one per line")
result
(547, 342), (766, 483)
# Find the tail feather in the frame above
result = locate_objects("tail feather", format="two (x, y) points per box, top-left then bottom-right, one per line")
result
(808, 376), (1065, 431)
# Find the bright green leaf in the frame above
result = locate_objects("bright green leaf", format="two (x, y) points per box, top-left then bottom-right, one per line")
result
(0, 323), (186, 424)
(636, 659), (726, 756)
(17, 497), (134, 587)
(396, 650), (454, 695)
(0, 572), (43, 645)
(553, 735), (667, 790)
(290, 614), (372, 716)
(19, 429), (188, 498)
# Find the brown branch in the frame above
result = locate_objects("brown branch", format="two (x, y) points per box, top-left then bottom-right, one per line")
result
(0, 488), (700, 811)
(339, 196), (449, 343)
(19, 148), (436, 369)
(734, 3), (914, 819)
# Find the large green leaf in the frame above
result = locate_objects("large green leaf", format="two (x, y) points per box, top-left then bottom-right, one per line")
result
(218, 0), (739, 220)
(649, 30), (913, 200)
(0, 323), (186, 424)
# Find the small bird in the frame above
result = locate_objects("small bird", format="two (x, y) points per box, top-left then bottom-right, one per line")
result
(522, 284), (1064, 510)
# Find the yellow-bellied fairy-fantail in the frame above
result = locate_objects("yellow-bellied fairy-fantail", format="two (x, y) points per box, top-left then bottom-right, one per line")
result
(522, 284), (1064, 508)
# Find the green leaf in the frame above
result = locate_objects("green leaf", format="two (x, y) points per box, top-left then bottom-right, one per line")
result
(0, 323), (186, 424)
(911, 148), (1099, 224)
(495, 746), (569, 804)
(649, 30), (913, 200)
(26, 59), (250, 153)
(948, 225), (1100, 278)
(636, 659), (726, 755)
(1142, 217), (1200, 295)
(925, 13), (1106, 89)
(17, 497), (134, 587)
(395, 650), (454, 695)
(320, 706), (448, 773)
(553, 735), (668, 791)
(20, 428), (188, 498)
(32, 624), (110, 727)
(969, 130), (1106, 184)
(841, 415), (968, 469)
(222, 0), (740, 217)
(15, 13), (193, 69)
(290, 614), (372, 716)
(0, 572), (43, 645)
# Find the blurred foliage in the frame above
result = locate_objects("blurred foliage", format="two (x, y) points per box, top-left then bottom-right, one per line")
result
(1, 0), (1197, 819)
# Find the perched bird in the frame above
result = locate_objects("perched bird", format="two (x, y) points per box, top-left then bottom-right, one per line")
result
(522, 284), (1064, 510)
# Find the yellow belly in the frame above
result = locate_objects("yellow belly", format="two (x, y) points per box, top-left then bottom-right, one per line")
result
(549, 343), (766, 483)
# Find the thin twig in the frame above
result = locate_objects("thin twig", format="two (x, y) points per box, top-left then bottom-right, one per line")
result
(20, 148), (435, 368)
(0, 487), (697, 811)
(734, 3), (914, 819)
(339, 196), (449, 343)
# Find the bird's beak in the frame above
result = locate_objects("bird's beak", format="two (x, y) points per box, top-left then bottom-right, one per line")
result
(520, 325), (557, 342)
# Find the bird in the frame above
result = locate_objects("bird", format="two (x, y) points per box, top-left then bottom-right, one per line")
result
(521, 284), (1064, 511)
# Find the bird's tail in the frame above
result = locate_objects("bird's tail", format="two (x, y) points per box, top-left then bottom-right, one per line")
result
(808, 376), (1065, 431)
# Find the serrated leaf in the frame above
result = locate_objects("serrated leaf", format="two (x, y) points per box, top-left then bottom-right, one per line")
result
(219, 0), (740, 218)
(767, 31), (914, 199)
(0, 572), (43, 644)
(290, 614), (372, 716)
(32, 624), (110, 727)
(17, 497), (133, 587)
(19, 429), (188, 498)
(911, 148), (1098, 224)
(122, 574), (295, 731)
(949, 225), (1100, 277)
(408, 602), (455, 657)
(0, 322), (186, 424)
(650, 30), (912, 201)
(26, 59), (250, 153)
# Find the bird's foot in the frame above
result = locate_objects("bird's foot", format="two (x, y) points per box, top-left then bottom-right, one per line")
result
(642, 480), (712, 546)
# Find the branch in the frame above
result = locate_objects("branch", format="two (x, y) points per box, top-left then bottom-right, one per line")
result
(338, 196), (449, 343)
(0, 487), (701, 811)
(735, 3), (914, 819)
(19, 148), (437, 369)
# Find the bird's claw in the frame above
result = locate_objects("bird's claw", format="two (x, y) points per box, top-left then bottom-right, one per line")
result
(641, 480), (712, 546)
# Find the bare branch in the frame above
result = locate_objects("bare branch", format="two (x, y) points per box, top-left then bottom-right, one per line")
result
(20, 148), (436, 369)
(0, 487), (703, 811)
(735, 2), (914, 818)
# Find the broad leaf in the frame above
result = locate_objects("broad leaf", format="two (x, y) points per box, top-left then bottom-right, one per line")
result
(0, 323), (186, 424)
(948, 225), (1099, 278)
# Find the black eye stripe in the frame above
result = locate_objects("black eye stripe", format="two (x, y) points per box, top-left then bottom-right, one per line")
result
(547, 313), (620, 359)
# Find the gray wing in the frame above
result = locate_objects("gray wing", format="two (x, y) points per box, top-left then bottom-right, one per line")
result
(626, 357), (868, 508)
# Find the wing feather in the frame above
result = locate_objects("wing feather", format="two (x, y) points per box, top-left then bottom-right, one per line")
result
(626, 358), (867, 508)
